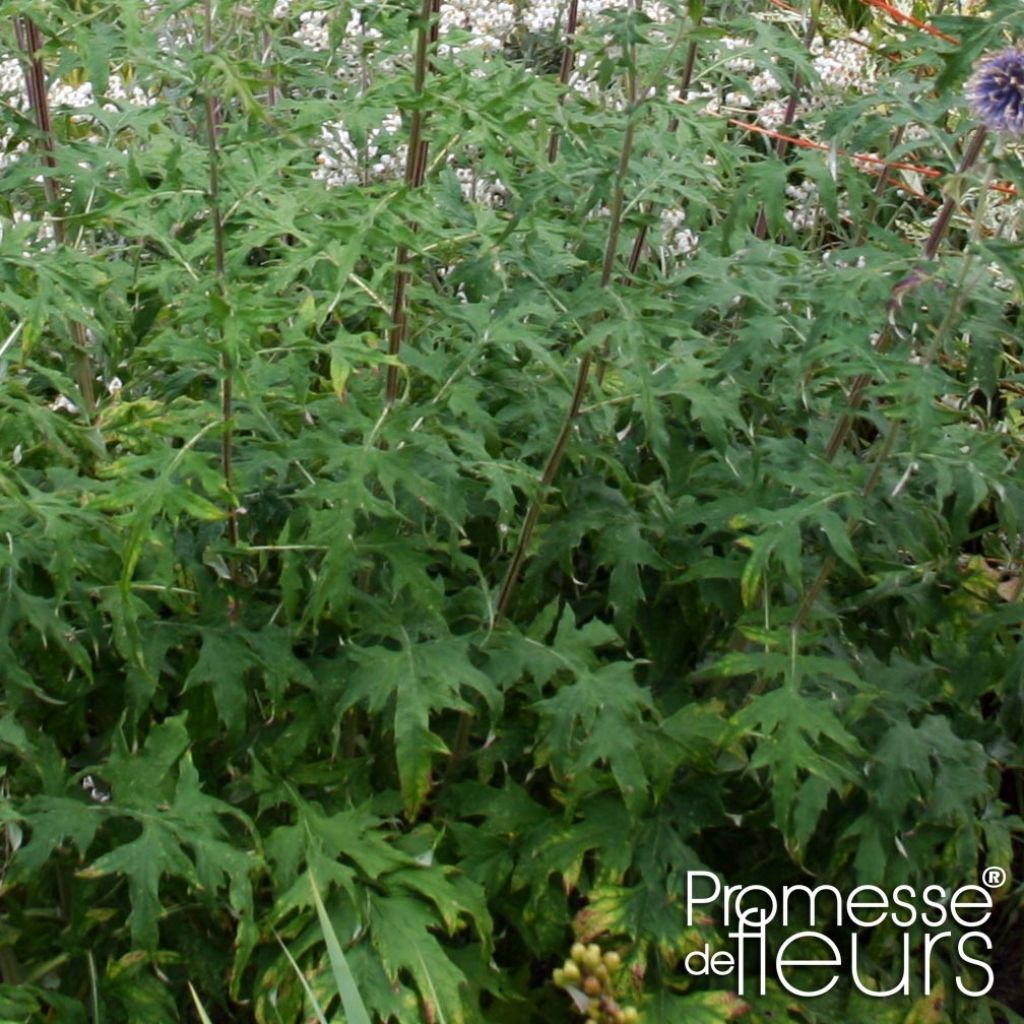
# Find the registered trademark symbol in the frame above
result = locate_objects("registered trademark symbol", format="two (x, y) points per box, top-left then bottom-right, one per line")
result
(983, 866), (1007, 888)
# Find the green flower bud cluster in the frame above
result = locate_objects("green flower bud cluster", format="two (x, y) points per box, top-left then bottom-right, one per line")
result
(551, 941), (639, 1023)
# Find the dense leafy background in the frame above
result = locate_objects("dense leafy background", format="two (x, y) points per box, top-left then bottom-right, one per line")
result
(1, 0), (1023, 1020)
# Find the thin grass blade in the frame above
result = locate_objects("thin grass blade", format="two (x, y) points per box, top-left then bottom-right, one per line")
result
(187, 981), (216, 1024)
(274, 929), (330, 1024)
(309, 871), (373, 1024)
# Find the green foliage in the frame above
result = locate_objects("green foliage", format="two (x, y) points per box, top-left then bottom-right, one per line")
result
(1, 0), (1023, 1021)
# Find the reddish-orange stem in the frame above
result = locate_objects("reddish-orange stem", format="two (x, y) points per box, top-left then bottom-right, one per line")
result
(857, 0), (958, 44)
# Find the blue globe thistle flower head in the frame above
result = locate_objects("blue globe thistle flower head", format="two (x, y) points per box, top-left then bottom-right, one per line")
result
(967, 47), (1024, 134)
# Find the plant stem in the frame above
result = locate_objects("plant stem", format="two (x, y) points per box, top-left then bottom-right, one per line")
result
(14, 17), (98, 423)
(444, 5), (646, 784)
(385, 0), (439, 407)
(495, 88), (639, 622)
(262, 29), (278, 108)
(753, 3), (818, 240)
(862, 1), (951, 226)
(547, 0), (580, 163)
(791, 422), (900, 633)
(824, 125), (988, 461)
(203, 2), (239, 552)
(796, 126), (991, 629)
(622, 30), (701, 298)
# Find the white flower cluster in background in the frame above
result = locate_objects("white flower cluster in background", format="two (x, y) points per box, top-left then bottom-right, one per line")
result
(810, 30), (873, 93)
(104, 73), (158, 108)
(784, 178), (820, 232)
(0, 58), (28, 109)
(756, 99), (788, 130)
(570, 58), (628, 108)
(50, 394), (80, 415)
(0, 59), (28, 174)
(297, 0), (684, 186)
(706, 27), (875, 129)
(434, 263), (470, 303)
(659, 207), (699, 259)
(0, 55), (155, 177)
(0, 217), (57, 261)
(521, 0), (674, 36)
(48, 79), (94, 112)
(785, 178), (853, 233)
(0, 131), (28, 174)
(718, 36), (756, 73)
(821, 249), (867, 269)
(0, 53), (155, 110)
(280, 0), (676, 64)
(520, 0), (563, 34)
(143, 0), (197, 52)
(283, 8), (401, 82)
(707, 38), (788, 124)
(451, 163), (508, 206)
(47, 76), (157, 116)
(901, 123), (932, 143)
(314, 113), (407, 187)
(439, 0), (517, 53)
(293, 10), (331, 51)
(751, 68), (781, 96)
(0, 210), (33, 245)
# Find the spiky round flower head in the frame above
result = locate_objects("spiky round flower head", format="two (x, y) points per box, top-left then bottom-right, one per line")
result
(967, 47), (1024, 134)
